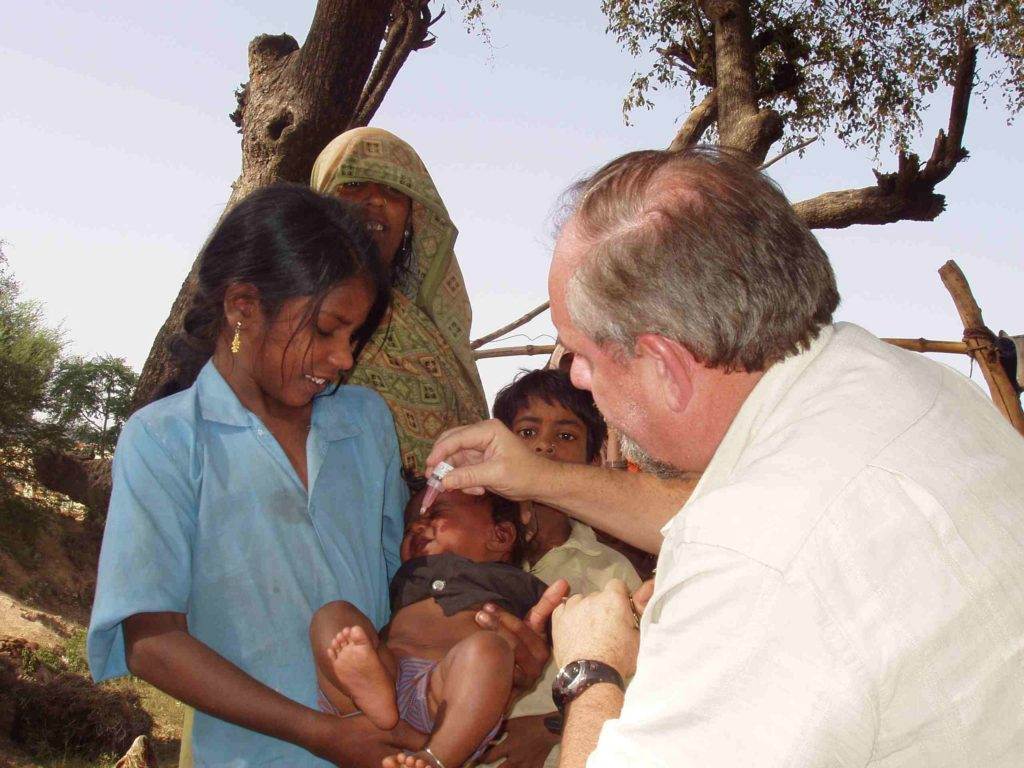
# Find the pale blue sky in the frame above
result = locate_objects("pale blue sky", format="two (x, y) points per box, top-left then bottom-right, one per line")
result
(2, 1), (1020, 406)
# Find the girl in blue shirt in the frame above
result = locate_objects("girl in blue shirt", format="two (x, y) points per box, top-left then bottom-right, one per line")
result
(87, 185), (425, 766)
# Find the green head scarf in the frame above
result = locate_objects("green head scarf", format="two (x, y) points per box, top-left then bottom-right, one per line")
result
(311, 127), (488, 476)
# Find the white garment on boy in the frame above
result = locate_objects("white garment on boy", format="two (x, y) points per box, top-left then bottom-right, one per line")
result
(480, 520), (641, 768)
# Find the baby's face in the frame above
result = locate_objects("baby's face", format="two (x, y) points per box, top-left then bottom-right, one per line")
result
(510, 396), (590, 465)
(401, 490), (501, 563)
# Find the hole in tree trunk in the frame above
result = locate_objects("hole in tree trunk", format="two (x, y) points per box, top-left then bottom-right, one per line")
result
(267, 111), (293, 141)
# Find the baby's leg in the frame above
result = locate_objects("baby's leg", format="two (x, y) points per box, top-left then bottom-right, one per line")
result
(383, 631), (514, 768)
(310, 600), (398, 729)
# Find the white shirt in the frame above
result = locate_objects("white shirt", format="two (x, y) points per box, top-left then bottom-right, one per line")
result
(481, 522), (641, 768)
(588, 323), (1024, 767)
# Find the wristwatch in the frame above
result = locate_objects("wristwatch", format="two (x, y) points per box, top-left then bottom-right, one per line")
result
(551, 659), (625, 716)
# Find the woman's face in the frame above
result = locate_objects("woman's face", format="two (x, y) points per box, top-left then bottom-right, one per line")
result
(249, 277), (375, 409)
(332, 181), (412, 267)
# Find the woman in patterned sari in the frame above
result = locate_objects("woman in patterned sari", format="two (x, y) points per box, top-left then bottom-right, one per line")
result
(311, 127), (488, 479)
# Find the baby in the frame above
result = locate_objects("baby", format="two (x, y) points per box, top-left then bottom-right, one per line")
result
(310, 489), (548, 768)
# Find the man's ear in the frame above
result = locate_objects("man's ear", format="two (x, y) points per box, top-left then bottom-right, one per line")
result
(486, 521), (517, 555)
(635, 334), (696, 413)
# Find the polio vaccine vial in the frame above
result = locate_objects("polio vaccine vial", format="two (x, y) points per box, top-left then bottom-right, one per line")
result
(420, 461), (454, 515)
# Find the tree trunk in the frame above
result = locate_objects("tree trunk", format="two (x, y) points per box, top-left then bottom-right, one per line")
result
(132, 0), (409, 411)
(701, 0), (781, 161)
(31, 1), (438, 514)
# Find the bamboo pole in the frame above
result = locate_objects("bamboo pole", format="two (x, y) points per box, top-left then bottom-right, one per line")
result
(938, 260), (1024, 436)
(471, 301), (550, 349)
(478, 338), (968, 359)
(473, 344), (556, 360)
(882, 337), (969, 355)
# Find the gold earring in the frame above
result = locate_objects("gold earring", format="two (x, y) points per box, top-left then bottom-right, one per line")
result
(231, 321), (242, 355)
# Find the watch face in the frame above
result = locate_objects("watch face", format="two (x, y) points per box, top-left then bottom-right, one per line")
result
(564, 660), (585, 691)
(553, 660), (587, 713)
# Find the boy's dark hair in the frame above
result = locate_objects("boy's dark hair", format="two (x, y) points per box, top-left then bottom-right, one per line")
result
(492, 368), (607, 463)
(158, 183), (390, 400)
(486, 492), (528, 564)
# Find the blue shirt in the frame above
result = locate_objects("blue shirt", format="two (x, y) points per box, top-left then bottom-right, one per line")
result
(87, 362), (407, 766)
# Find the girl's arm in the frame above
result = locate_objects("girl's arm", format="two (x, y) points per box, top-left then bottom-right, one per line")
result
(123, 612), (425, 766)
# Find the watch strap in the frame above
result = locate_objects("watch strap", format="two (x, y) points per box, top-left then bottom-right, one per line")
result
(552, 659), (625, 715)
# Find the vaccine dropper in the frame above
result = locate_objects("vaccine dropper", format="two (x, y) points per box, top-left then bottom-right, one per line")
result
(420, 461), (454, 515)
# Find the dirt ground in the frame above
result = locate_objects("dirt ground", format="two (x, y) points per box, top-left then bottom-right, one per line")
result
(0, 496), (182, 767)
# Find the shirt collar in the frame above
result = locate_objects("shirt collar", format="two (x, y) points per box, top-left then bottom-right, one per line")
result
(197, 361), (252, 428)
(662, 323), (837, 536)
(555, 520), (604, 557)
(196, 360), (362, 441)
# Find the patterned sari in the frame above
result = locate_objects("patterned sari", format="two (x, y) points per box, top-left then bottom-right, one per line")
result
(311, 128), (488, 477)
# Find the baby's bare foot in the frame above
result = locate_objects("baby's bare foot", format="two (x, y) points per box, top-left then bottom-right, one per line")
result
(327, 626), (398, 729)
(381, 752), (438, 768)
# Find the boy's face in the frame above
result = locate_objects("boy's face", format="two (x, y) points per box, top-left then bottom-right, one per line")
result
(510, 396), (590, 465)
(401, 490), (512, 563)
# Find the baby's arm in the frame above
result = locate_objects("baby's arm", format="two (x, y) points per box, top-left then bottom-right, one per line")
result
(385, 630), (515, 768)
(310, 600), (399, 730)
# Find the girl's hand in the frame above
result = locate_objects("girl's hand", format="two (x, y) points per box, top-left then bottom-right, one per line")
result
(475, 578), (570, 687)
(312, 714), (428, 767)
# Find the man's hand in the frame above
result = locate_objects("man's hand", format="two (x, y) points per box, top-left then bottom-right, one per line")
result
(425, 419), (558, 501)
(480, 714), (560, 767)
(552, 580), (640, 677)
(476, 578), (570, 686)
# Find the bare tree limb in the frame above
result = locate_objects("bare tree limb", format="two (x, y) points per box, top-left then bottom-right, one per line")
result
(352, 1), (443, 128)
(473, 344), (556, 360)
(792, 40), (977, 230)
(668, 91), (718, 151)
(758, 135), (818, 170)
(471, 301), (550, 349)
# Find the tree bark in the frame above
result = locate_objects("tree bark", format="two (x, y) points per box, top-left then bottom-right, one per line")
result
(701, 0), (781, 161)
(132, 0), (423, 411)
(31, 1), (435, 517)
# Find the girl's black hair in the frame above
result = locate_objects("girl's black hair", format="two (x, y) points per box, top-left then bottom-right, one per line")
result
(492, 368), (608, 463)
(160, 183), (390, 399)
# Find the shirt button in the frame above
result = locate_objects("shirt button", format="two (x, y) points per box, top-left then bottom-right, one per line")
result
(431, 579), (446, 592)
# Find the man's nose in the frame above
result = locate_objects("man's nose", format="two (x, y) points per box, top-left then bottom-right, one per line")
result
(534, 442), (555, 455)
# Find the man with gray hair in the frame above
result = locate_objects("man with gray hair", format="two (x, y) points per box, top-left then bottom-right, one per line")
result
(428, 147), (1024, 767)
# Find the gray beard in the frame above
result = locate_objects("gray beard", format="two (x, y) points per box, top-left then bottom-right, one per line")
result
(618, 432), (686, 479)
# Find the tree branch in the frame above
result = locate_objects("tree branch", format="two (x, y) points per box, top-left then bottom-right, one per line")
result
(669, 90), (718, 151)
(793, 40), (977, 230)
(701, 0), (782, 160)
(352, 1), (442, 128)
(473, 344), (556, 360)
(758, 135), (817, 170)
(471, 301), (550, 349)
